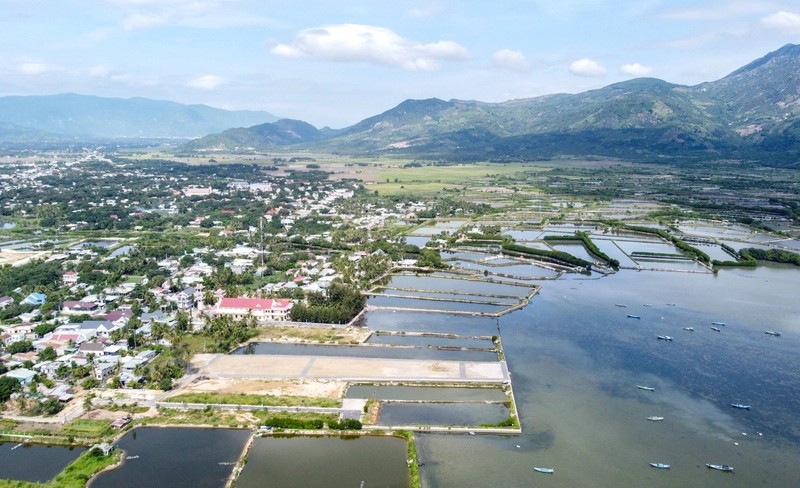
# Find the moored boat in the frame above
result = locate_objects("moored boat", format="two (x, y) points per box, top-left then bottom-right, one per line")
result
(706, 464), (734, 472)
(649, 462), (670, 469)
(533, 467), (555, 474)
(710, 326), (721, 332)
(627, 314), (641, 319)
(657, 335), (673, 341)
(647, 416), (665, 421)
(636, 385), (655, 391)
(712, 321), (726, 326)
(615, 304), (627, 308)
(683, 327), (694, 331)
(764, 330), (781, 337)
(731, 403), (751, 410)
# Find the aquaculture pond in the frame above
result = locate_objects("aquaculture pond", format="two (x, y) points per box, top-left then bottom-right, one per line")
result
(366, 333), (494, 349)
(0, 442), (85, 483)
(346, 385), (507, 402)
(91, 427), (251, 488)
(368, 295), (508, 314)
(233, 342), (498, 362)
(372, 287), (520, 305)
(450, 261), (558, 279)
(386, 274), (533, 297)
(377, 402), (510, 427)
(235, 435), (409, 488)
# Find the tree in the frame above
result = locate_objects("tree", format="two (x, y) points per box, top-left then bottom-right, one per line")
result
(6, 340), (34, 354)
(0, 376), (21, 402)
(39, 346), (57, 362)
(41, 397), (64, 415)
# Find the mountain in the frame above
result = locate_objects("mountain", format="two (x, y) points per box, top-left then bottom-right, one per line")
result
(183, 119), (324, 151)
(185, 43), (800, 164)
(0, 94), (279, 139)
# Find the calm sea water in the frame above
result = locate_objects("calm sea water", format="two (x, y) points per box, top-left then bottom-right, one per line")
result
(379, 265), (800, 488)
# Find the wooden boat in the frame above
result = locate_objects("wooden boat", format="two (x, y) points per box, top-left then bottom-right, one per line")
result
(683, 327), (694, 331)
(764, 330), (781, 337)
(533, 467), (555, 474)
(647, 416), (665, 421)
(627, 314), (641, 319)
(636, 385), (655, 391)
(615, 304), (627, 308)
(657, 335), (673, 341)
(710, 326), (721, 332)
(706, 464), (734, 472)
(731, 403), (751, 410)
(712, 321), (726, 326)
(649, 462), (670, 469)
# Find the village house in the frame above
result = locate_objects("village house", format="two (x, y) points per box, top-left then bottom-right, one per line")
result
(62, 300), (100, 315)
(5, 368), (36, 386)
(212, 297), (293, 324)
(62, 271), (79, 285)
(0, 296), (14, 309)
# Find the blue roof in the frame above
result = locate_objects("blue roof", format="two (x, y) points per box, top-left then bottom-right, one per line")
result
(22, 292), (47, 305)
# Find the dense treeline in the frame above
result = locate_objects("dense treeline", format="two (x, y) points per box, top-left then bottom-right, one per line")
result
(543, 232), (620, 269)
(501, 241), (592, 268)
(712, 244), (758, 267)
(624, 225), (711, 264)
(742, 247), (800, 266)
(0, 259), (63, 296)
(289, 282), (365, 324)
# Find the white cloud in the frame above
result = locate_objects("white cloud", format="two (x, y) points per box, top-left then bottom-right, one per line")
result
(271, 23), (470, 71)
(761, 11), (800, 29)
(408, 1), (446, 18)
(569, 58), (606, 77)
(492, 49), (529, 71)
(18, 63), (49, 75)
(187, 74), (226, 90)
(121, 12), (168, 30)
(620, 63), (653, 77)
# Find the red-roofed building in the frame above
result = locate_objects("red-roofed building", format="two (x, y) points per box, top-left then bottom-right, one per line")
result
(63, 271), (79, 285)
(213, 297), (293, 324)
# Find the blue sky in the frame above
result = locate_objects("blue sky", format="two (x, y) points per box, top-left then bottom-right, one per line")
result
(1, 0), (799, 128)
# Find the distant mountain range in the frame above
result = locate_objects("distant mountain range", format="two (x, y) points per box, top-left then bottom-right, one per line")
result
(4, 44), (800, 164)
(0, 94), (278, 140)
(187, 43), (800, 165)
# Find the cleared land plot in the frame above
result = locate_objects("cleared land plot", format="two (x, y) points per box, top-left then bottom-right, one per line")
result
(198, 354), (506, 383)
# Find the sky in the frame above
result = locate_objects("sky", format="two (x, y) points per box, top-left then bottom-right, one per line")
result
(1, 0), (800, 128)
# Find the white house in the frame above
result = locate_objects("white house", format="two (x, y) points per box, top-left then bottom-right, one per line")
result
(212, 297), (293, 324)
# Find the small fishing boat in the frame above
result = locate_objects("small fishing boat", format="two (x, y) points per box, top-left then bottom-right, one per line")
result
(10, 443), (23, 451)
(533, 467), (555, 474)
(706, 464), (734, 472)
(666, 303), (676, 307)
(657, 335), (673, 341)
(712, 321), (726, 326)
(731, 403), (751, 410)
(615, 304), (627, 308)
(647, 416), (665, 421)
(468, 431), (476, 436)
(710, 326), (721, 332)
(643, 304), (653, 307)
(683, 327), (694, 331)
(636, 385), (655, 391)
(627, 314), (641, 319)
(649, 462), (670, 469)
(764, 330), (781, 337)
(126, 455), (140, 460)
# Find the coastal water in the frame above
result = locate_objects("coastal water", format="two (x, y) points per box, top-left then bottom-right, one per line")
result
(368, 265), (800, 487)
(235, 435), (409, 488)
(91, 427), (250, 488)
(0, 443), (85, 483)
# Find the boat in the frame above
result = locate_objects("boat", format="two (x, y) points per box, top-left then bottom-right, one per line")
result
(533, 467), (555, 474)
(710, 326), (721, 332)
(627, 314), (641, 319)
(657, 335), (673, 341)
(764, 330), (781, 337)
(731, 403), (751, 410)
(10, 443), (23, 451)
(706, 464), (734, 472)
(649, 462), (671, 469)
(666, 303), (676, 307)
(712, 321), (726, 326)
(636, 385), (655, 391)
(468, 431), (476, 436)
(615, 304), (627, 308)
(647, 416), (665, 421)
(643, 304), (653, 307)
(683, 327), (694, 331)
(126, 455), (140, 460)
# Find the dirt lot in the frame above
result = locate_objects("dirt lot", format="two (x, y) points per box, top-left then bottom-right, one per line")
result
(173, 377), (345, 399)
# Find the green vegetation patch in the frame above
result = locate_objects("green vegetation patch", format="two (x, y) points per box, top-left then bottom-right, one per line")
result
(61, 419), (111, 438)
(166, 392), (341, 408)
